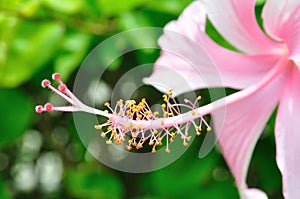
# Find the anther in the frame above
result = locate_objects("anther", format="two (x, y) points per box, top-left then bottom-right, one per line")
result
(106, 140), (112, 144)
(94, 125), (102, 130)
(152, 148), (156, 153)
(191, 110), (195, 116)
(126, 145), (132, 151)
(100, 132), (106, 138)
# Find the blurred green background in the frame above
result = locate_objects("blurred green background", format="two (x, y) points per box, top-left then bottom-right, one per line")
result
(0, 0), (282, 198)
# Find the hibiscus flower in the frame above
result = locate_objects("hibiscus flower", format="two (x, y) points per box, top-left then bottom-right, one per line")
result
(144, 0), (300, 198)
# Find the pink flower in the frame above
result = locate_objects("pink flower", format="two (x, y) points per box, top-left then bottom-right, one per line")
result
(144, 0), (300, 198)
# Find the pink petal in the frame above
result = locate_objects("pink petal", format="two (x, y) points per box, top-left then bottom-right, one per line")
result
(275, 66), (300, 199)
(202, 0), (279, 54)
(242, 189), (268, 199)
(262, 0), (300, 40)
(212, 64), (288, 198)
(144, 1), (279, 95)
(262, 0), (300, 64)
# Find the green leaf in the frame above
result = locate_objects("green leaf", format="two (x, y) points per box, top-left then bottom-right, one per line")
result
(0, 177), (12, 199)
(0, 0), (40, 17)
(146, 0), (193, 15)
(133, 197), (165, 199)
(143, 147), (218, 197)
(0, 89), (33, 148)
(96, 0), (146, 16)
(65, 169), (124, 199)
(42, 0), (83, 14)
(54, 31), (91, 80)
(0, 19), (64, 88)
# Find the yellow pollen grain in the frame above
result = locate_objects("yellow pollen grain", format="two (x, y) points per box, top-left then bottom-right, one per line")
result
(191, 110), (195, 116)
(197, 126), (202, 132)
(132, 133), (137, 138)
(162, 94), (168, 102)
(137, 124), (143, 130)
(106, 140), (112, 144)
(100, 132), (106, 138)
(94, 125), (102, 130)
(183, 141), (188, 147)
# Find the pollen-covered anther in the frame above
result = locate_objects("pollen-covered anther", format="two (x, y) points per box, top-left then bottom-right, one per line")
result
(197, 126), (202, 132)
(106, 140), (112, 144)
(165, 148), (171, 153)
(95, 125), (102, 130)
(136, 143), (143, 149)
(207, 127), (212, 132)
(126, 145), (132, 151)
(152, 148), (156, 153)
(191, 110), (196, 116)
(183, 141), (188, 147)
(162, 94), (168, 102)
(154, 112), (159, 117)
(100, 132), (106, 138)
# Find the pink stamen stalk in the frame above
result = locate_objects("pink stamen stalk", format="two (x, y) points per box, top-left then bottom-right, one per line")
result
(36, 73), (212, 152)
